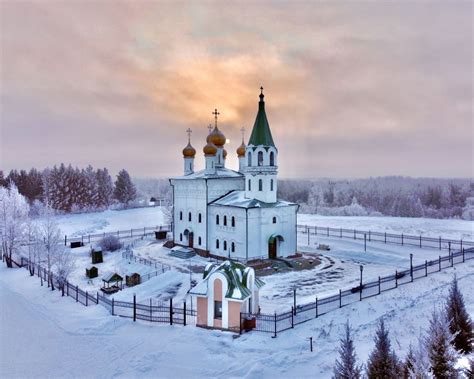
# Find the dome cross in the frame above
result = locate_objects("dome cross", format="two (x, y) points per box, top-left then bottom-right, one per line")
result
(186, 128), (192, 143)
(212, 108), (220, 127)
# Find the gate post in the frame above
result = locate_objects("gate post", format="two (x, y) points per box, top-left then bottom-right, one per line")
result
(401, 233), (404, 246)
(378, 276), (381, 295)
(112, 298), (114, 315)
(439, 256), (441, 271)
(86, 291), (88, 306)
(133, 294), (136, 322)
(425, 260), (428, 277)
(76, 285), (78, 302)
(395, 271), (398, 288)
(291, 307), (294, 328)
(169, 298), (173, 325)
(273, 312), (277, 338)
(339, 289), (342, 308)
(184, 301), (187, 326)
(315, 297), (318, 318)
(462, 248), (465, 263)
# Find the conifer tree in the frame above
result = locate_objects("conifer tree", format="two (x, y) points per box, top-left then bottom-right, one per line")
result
(96, 168), (113, 208)
(334, 322), (362, 379)
(366, 319), (402, 379)
(0, 170), (7, 187)
(114, 169), (136, 206)
(445, 276), (473, 354)
(426, 309), (458, 378)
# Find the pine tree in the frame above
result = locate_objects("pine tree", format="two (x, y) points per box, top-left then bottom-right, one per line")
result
(96, 168), (113, 208)
(333, 322), (362, 379)
(426, 309), (458, 378)
(114, 169), (136, 206)
(366, 319), (402, 379)
(403, 345), (415, 379)
(0, 170), (7, 187)
(445, 276), (473, 354)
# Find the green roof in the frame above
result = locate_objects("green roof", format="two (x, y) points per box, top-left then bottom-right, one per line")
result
(248, 90), (275, 147)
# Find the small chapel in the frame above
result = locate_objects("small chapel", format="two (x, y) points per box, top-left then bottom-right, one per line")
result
(169, 88), (298, 261)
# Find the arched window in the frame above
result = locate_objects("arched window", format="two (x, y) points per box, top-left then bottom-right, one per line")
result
(270, 179), (274, 191)
(224, 240), (227, 250)
(259, 179), (263, 191)
(216, 215), (219, 225)
(273, 216), (277, 224)
(180, 233), (183, 241)
(231, 242), (235, 253)
(247, 152), (252, 166)
(231, 216), (235, 227)
(224, 215), (227, 226)
(198, 213), (202, 223)
(248, 179), (251, 191)
(198, 236), (202, 245)
(188, 212), (192, 222)
(216, 239), (220, 249)
(258, 151), (264, 166)
(179, 211), (183, 221)
(269, 151), (275, 166)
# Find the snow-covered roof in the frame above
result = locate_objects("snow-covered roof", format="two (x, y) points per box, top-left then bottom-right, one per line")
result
(170, 168), (243, 180)
(189, 260), (264, 301)
(210, 190), (297, 209)
(102, 272), (123, 282)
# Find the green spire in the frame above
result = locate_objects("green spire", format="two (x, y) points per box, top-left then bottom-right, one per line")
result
(248, 87), (275, 147)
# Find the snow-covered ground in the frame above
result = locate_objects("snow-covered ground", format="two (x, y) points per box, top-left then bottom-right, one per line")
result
(1, 261), (472, 378)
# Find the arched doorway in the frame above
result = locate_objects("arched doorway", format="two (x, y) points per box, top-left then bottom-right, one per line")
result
(184, 229), (194, 248)
(268, 234), (284, 259)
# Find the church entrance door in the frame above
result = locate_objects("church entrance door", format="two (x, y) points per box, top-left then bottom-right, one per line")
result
(268, 241), (277, 259)
(188, 232), (194, 248)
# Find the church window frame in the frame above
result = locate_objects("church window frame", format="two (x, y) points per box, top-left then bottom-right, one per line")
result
(216, 239), (220, 249)
(259, 179), (263, 191)
(179, 211), (183, 221)
(224, 215), (227, 226)
(270, 179), (274, 191)
(224, 240), (227, 250)
(231, 216), (235, 227)
(258, 151), (264, 166)
(180, 233), (183, 241)
(270, 151), (275, 166)
(216, 215), (219, 225)
(198, 213), (202, 223)
(198, 236), (202, 245)
(247, 152), (252, 167)
(248, 179), (251, 191)
(188, 212), (192, 222)
(272, 216), (277, 224)
(231, 242), (235, 253)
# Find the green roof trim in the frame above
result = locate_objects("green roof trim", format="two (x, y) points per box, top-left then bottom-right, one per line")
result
(248, 90), (275, 147)
(268, 234), (284, 244)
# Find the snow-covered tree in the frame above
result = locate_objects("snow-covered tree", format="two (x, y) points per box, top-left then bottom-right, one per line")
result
(23, 218), (41, 276)
(0, 184), (29, 267)
(37, 203), (63, 290)
(333, 322), (362, 379)
(366, 319), (402, 378)
(114, 169), (136, 206)
(0, 170), (7, 187)
(406, 339), (431, 379)
(53, 247), (75, 290)
(96, 168), (113, 208)
(425, 309), (459, 378)
(445, 276), (472, 354)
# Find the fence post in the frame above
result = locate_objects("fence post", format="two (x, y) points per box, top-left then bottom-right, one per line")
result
(451, 252), (453, 267)
(439, 256), (441, 271)
(97, 292), (99, 304)
(339, 289), (342, 308)
(378, 276), (381, 295)
(293, 288), (297, 315)
(340, 228), (342, 238)
(401, 233), (404, 246)
(170, 298), (173, 325)
(133, 294), (136, 322)
(395, 271), (398, 288)
(184, 301), (187, 326)
(86, 291), (88, 306)
(66, 281), (69, 296)
(327, 227), (329, 237)
(425, 260), (428, 277)
(62, 284), (64, 297)
(310, 337), (313, 352)
(41, 271), (43, 286)
(112, 298), (114, 315)
(291, 307), (294, 328)
(462, 248), (465, 263)
(315, 297), (318, 318)
(354, 229), (356, 240)
(384, 232), (387, 244)
(150, 298), (152, 321)
(364, 234), (367, 252)
(420, 235), (422, 248)
(273, 312), (277, 338)
(439, 237), (441, 250)
(64, 235), (67, 246)
(76, 285), (78, 302)
(88, 235), (91, 244)
(368, 230), (371, 242)
(448, 241), (451, 255)
(410, 254), (413, 282)
(460, 240), (463, 252)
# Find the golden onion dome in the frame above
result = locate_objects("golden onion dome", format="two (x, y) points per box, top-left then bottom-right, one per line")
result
(182, 142), (196, 158)
(236, 141), (246, 157)
(203, 141), (217, 156)
(223, 149), (227, 159)
(209, 126), (226, 147)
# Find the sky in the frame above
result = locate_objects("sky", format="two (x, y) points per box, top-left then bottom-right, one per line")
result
(1, 1), (472, 179)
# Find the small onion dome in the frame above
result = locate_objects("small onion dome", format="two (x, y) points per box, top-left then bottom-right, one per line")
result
(209, 126), (226, 147)
(203, 141), (217, 156)
(223, 149), (228, 159)
(182, 143), (196, 158)
(236, 142), (246, 157)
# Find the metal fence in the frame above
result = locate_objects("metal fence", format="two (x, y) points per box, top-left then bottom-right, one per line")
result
(241, 247), (474, 337)
(18, 257), (195, 326)
(121, 251), (171, 281)
(65, 225), (172, 246)
(297, 225), (474, 252)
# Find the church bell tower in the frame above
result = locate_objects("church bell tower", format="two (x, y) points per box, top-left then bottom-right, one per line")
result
(244, 88), (278, 203)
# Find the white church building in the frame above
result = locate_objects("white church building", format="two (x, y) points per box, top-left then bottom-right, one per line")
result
(169, 88), (298, 261)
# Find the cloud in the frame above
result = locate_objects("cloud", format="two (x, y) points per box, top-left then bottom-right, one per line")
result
(1, 1), (472, 178)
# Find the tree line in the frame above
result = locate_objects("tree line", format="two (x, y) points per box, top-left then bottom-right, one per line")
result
(0, 165), (137, 213)
(334, 276), (473, 378)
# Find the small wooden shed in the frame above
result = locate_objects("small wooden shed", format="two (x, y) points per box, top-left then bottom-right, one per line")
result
(125, 272), (141, 287)
(91, 248), (103, 264)
(101, 272), (123, 294)
(86, 266), (98, 279)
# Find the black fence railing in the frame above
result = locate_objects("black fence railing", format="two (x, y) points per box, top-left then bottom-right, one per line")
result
(121, 251), (171, 280)
(64, 224), (172, 246)
(297, 225), (474, 252)
(18, 257), (195, 326)
(241, 247), (474, 337)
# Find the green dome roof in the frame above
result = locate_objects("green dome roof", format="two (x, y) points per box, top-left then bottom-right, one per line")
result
(248, 88), (275, 147)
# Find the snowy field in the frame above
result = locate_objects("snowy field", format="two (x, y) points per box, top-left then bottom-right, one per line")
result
(54, 207), (473, 240)
(1, 261), (472, 378)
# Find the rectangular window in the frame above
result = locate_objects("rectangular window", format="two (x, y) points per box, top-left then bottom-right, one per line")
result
(214, 301), (222, 319)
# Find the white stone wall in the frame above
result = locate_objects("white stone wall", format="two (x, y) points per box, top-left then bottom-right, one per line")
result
(208, 206), (247, 259)
(245, 146), (278, 203)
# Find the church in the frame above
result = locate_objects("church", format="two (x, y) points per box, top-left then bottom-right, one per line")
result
(169, 88), (298, 261)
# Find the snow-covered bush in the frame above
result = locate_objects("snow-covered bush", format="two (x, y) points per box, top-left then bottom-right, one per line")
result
(98, 235), (122, 252)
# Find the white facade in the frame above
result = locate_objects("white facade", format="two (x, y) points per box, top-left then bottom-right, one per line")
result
(169, 89), (299, 261)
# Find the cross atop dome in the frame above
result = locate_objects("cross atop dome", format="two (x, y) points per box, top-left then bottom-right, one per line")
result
(212, 108), (220, 127)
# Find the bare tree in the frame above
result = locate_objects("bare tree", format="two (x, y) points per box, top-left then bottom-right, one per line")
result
(53, 247), (76, 291)
(0, 184), (29, 268)
(23, 218), (41, 276)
